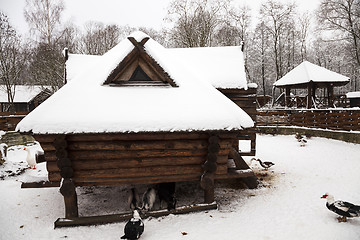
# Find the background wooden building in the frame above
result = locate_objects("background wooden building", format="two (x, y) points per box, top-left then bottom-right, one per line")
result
(273, 61), (350, 108)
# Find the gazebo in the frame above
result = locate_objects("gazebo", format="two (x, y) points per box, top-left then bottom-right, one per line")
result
(273, 61), (350, 108)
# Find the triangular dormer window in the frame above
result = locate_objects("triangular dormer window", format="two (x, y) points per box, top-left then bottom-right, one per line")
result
(104, 37), (177, 87)
(130, 66), (151, 81)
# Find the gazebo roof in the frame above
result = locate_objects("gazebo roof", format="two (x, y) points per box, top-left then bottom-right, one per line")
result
(16, 31), (253, 134)
(273, 61), (350, 88)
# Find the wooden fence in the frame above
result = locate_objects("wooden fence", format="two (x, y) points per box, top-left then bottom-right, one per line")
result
(257, 109), (360, 131)
(0, 112), (28, 131)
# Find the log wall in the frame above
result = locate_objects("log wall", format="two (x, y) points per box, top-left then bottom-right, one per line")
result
(34, 132), (238, 186)
(219, 88), (257, 156)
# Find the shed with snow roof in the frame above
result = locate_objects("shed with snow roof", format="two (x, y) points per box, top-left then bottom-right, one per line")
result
(17, 32), (257, 224)
(273, 61), (350, 108)
(0, 85), (51, 113)
(346, 91), (360, 107)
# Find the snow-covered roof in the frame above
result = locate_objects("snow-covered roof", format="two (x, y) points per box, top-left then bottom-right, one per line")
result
(16, 31), (253, 134)
(0, 85), (48, 103)
(65, 54), (100, 83)
(166, 46), (247, 89)
(65, 40), (247, 90)
(346, 91), (360, 98)
(273, 61), (350, 87)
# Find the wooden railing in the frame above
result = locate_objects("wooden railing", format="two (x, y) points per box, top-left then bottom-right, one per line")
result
(257, 109), (360, 131)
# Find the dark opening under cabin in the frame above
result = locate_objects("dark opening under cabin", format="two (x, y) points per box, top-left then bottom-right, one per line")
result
(16, 31), (257, 226)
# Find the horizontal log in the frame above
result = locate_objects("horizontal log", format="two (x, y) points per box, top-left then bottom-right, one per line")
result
(50, 164), (228, 180)
(47, 155), (229, 172)
(21, 181), (60, 188)
(54, 202), (217, 228)
(41, 139), (232, 152)
(34, 131), (240, 143)
(44, 149), (230, 162)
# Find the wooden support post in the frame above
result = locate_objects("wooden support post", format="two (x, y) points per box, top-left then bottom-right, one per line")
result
(60, 178), (78, 218)
(307, 83), (312, 109)
(228, 148), (258, 189)
(285, 87), (290, 107)
(54, 135), (78, 218)
(200, 135), (219, 203)
(327, 84), (334, 107)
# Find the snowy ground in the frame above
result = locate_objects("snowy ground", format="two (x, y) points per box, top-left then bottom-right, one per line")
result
(0, 134), (360, 240)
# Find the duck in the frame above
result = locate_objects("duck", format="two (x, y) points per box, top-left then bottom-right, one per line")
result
(251, 158), (275, 170)
(295, 133), (307, 147)
(121, 210), (144, 240)
(24, 147), (36, 169)
(0, 143), (8, 162)
(128, 188), (141, 210)
(141, 187), (156, 211)
(321, 193), (360, 222)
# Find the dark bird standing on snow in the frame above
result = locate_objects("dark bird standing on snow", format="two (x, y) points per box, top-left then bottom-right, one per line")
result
(128, 188), (141, 210)
(251, 158), (275, 170)
(121, 210), (144, 240)
(295, 133), (307, 147)
(321, 193), (360, 222)
(141, 187), (156, 211)
(157, 182), (177, 211)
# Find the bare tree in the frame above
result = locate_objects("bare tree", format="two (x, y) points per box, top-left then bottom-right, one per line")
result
(317, 0), (360, 90)
(166, 0), (229, 47)
(0, 12), (26, 112)
(259, 0), (296, 80)
(79, 22), (133, 55)
(298, 12), (311, 61)
(24, 0), (65, 45)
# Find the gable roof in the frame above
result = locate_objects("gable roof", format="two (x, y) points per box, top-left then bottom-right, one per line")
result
(16, 31), (253, 134)
(0, 85), (49, 103)
(273, 61), (350, 88)
(65, 37), (247, 90)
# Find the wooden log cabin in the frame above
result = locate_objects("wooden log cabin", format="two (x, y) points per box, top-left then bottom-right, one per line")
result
(17, 31), (257, 222)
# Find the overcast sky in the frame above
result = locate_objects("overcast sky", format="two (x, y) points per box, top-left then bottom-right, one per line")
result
(1, 0), (322, 36)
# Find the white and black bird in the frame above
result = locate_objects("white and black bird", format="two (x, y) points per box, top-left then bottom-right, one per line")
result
(321, 193), (360, 222)
(128, 188), (141, 210)
(141, 187), (156, 211)
(295, 133), (307, 147)
(121, 210), (144, 240)
(24, 147), (36, 169)
(251, 158), (275, 170)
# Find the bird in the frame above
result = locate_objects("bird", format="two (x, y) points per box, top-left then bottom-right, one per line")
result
(141, 187), (156, 211)
(121, 210), (144, 240)
(24, 147), (36, 169)
(321, 193), (360, 222)
(295, 133), (307, 147)
(251, 158), (275, 170)
(128, 188), (141, 210)
(0, 143), (8, 162)
(299, 138), (307, 147)
(157, 182), (177, 211)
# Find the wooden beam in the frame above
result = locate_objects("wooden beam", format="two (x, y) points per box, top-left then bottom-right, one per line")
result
(21, 181), (60, 188)
(54, 202), (217, 228)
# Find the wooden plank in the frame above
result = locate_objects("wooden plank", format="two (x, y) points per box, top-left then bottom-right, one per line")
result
(21, 181), (60, 188)
(46, 155), (229, 172)
(54, 202), (217, 228)
(49, 164), (228, 182)
(44, 149), (230, 161)
(41, 139), (232, 152)
(215, 168), (255, 179)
